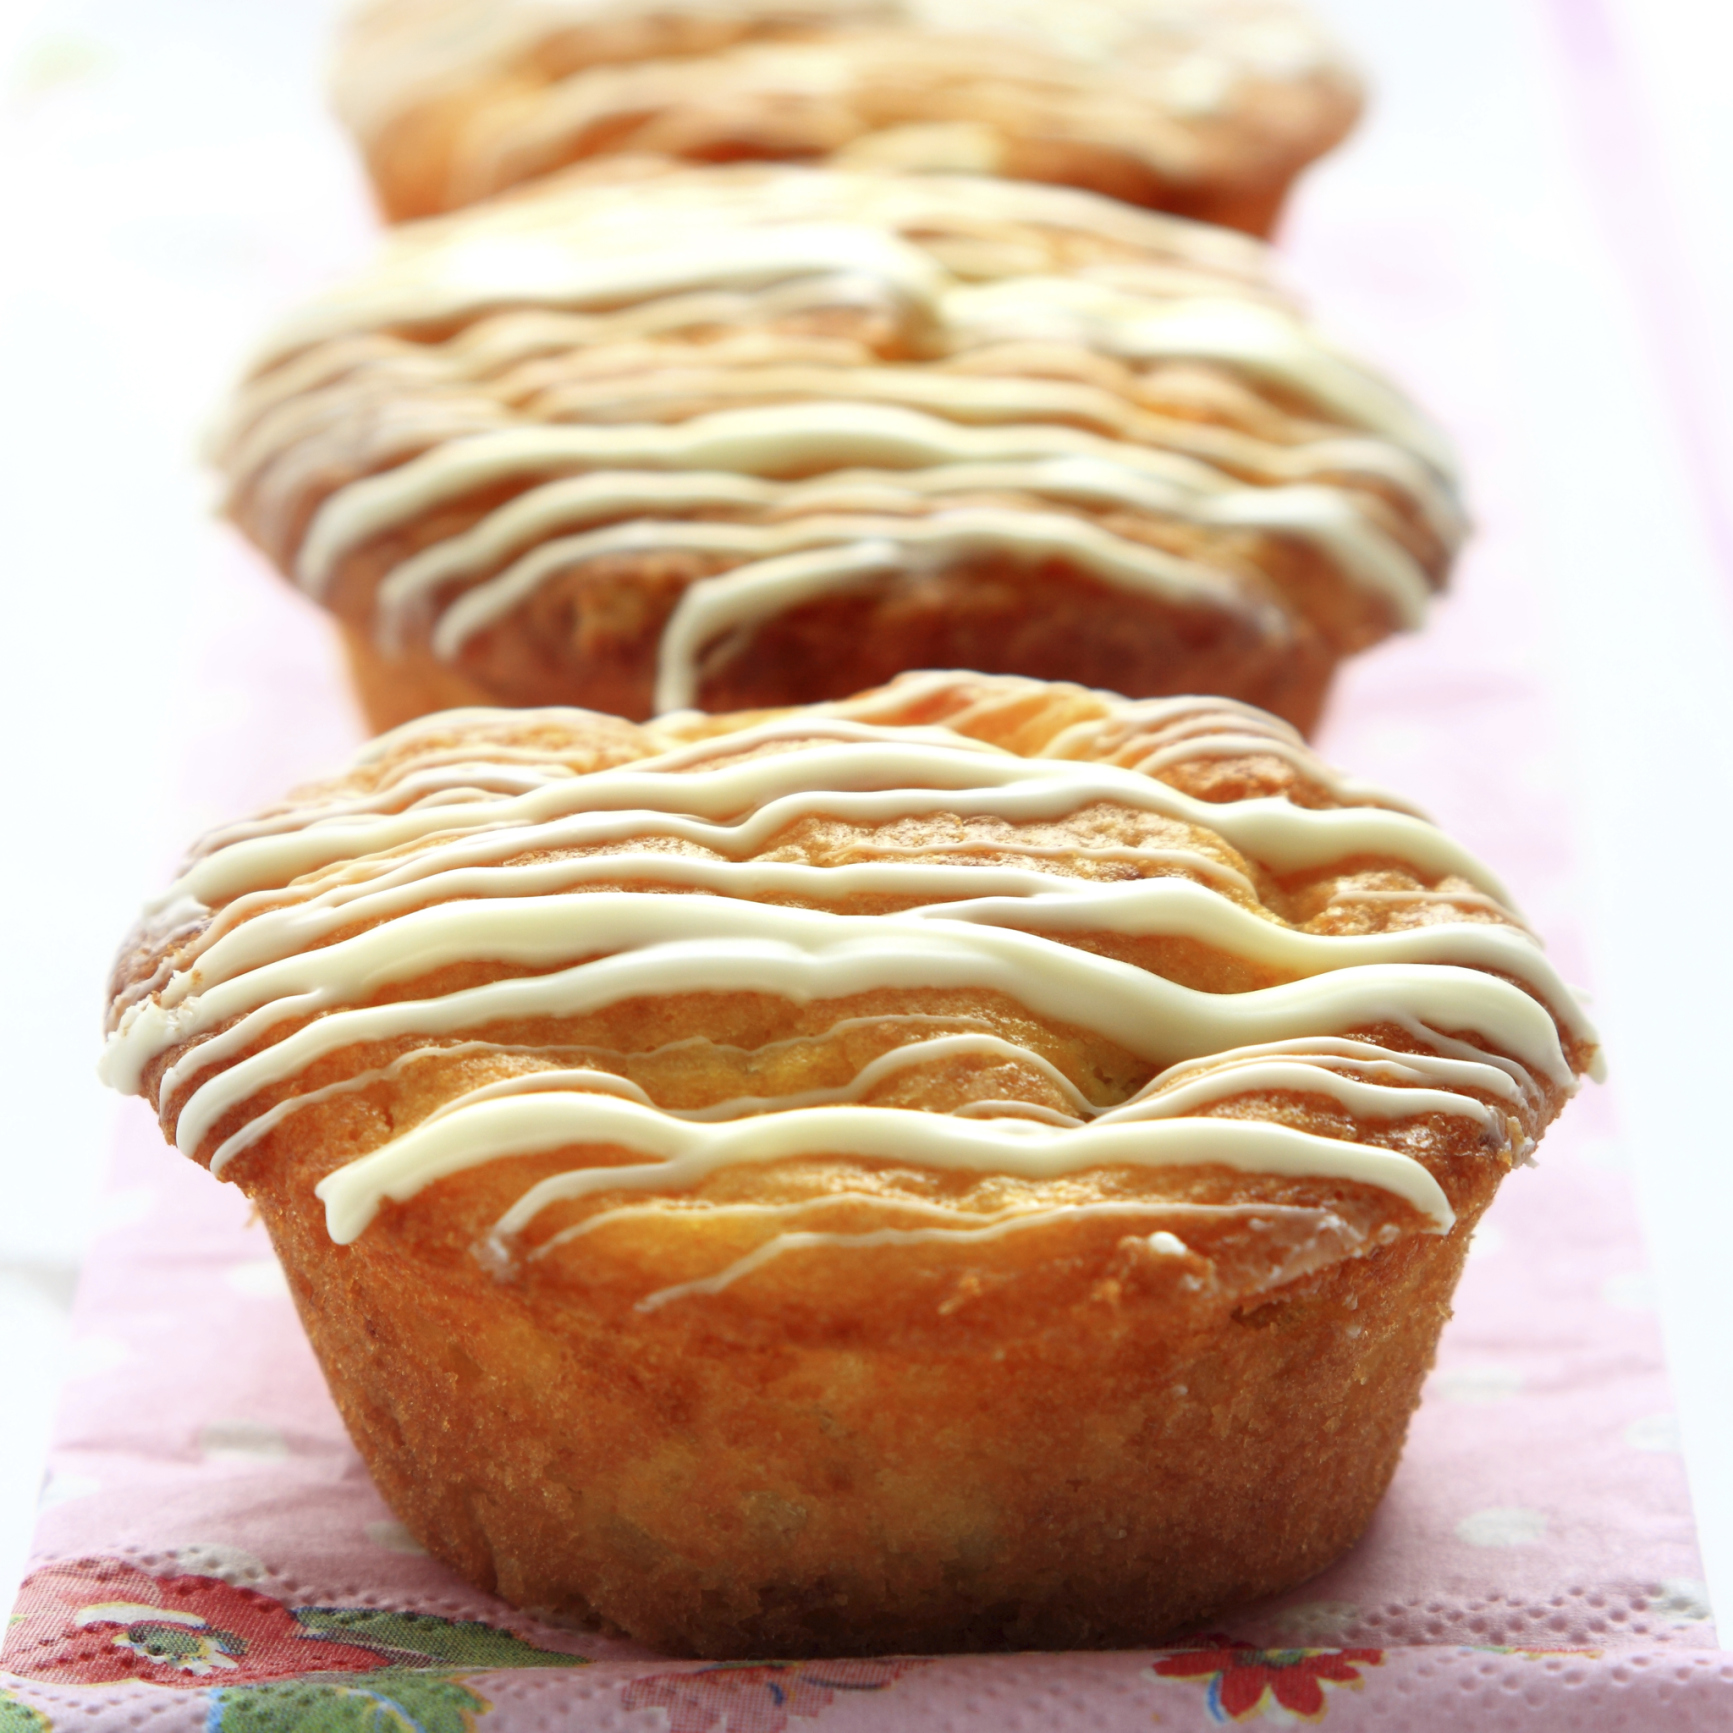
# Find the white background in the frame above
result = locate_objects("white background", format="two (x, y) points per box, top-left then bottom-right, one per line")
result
(2, 0), (1730, 1634)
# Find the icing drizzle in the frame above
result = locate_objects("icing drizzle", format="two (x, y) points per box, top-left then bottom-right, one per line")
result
(104, 680), (1597, 1305)
(218, 166), (1463, 716)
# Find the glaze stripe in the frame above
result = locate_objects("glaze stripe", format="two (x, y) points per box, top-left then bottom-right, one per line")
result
(106, 697), (1592, 1264)
(135, 896), (1571, 1160)
(314, 1096), (1456, 1245)
(219, 165), (1461, 703)
(147, 734), (1516, 912)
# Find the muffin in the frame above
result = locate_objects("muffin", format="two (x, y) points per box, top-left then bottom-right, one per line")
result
(332, 0), (1363, 232)
(101, 671), (1597, 1657)
(216, 161), (1462, 736)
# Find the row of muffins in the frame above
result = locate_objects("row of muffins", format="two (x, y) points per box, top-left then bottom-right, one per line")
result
(95, 0), (1594, 1663)
(223, 0), (1458, 733)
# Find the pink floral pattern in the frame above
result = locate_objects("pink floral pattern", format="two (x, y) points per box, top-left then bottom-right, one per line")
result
(0, 1555), (590, 1733)
(1150, 1636), (1384, 1723)
(2, 1558), (391, 1687)
(620, 1660), (921, 1732)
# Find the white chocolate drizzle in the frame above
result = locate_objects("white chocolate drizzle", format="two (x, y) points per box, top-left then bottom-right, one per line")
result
(316, 1096), (1454, 1247)
(220, 166), (1461, 711)
(105, 692), (1597, 1300)
(135, 730), (1514, 921)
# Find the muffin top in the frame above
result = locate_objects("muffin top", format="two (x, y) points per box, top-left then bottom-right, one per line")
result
(220, 163), (1461, 720)
(103, 674), (1596, 1315)
(332, 0), (1361, 220)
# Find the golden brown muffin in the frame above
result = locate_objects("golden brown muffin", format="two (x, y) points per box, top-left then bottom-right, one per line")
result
(332, 0), (1362, 231)
(217, 162), (1462, 737)
(103, 672), (1596, 1657)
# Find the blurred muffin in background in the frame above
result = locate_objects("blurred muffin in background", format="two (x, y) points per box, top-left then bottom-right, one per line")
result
(333, 0), (1362, 231)
(216, 160), (1459, 734)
